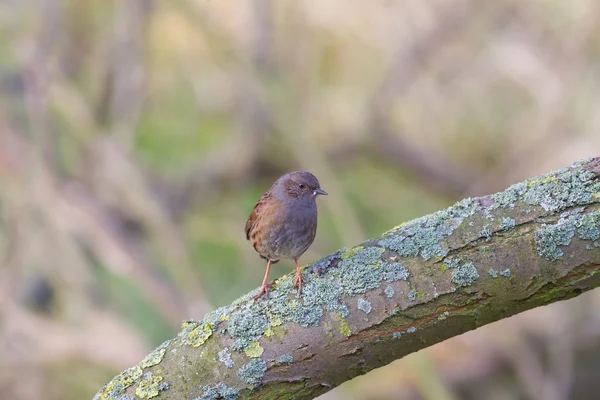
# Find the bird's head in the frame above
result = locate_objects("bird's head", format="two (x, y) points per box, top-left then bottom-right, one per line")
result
(282, 170), (327, 200)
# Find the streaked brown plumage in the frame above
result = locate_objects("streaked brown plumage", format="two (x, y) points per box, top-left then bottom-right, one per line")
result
(245, 171), (327, 299)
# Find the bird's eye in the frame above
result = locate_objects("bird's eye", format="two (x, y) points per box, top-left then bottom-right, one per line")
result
(299, 184), (305, 189)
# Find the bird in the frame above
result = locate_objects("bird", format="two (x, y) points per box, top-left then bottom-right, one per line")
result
(245, 171), (327, 299)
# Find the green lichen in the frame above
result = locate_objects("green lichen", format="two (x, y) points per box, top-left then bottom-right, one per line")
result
(406, 327), (416, 333)
(202, 305), (232, 327)
(278, 354), (293, 364)
(180, 320), (213, 347)
(140, 340), (170, 369)
(135, 373), (168, 399)
(237, 358), (267, 386)
(263, 325), (274, 337)
(197, 383), (239, 400)
(338, 315), (352, 337)
(357, 298), (372, 314)
(383, 222), (407, 234)
(341, 246), (364, 259)
(244, 341), (264, 358)
(94, 366), (142, 399)
(438, 311), (449, 320)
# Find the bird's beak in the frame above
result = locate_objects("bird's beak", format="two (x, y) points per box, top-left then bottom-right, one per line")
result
(314, 188), (328, 196)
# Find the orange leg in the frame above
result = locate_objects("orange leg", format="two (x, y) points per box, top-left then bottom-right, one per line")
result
(293, 259), (304, 295)
(254, 259), (273, 300)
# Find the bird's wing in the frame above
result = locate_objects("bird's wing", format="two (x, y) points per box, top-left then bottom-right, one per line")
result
(245, 191), (272, 240)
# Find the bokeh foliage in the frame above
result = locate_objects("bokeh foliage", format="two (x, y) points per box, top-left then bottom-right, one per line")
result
(1, 0), (600, 399)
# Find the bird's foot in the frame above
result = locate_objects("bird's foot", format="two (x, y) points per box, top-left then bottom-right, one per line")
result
(254, 281), (276, 300)
(293, 271), (304, 295)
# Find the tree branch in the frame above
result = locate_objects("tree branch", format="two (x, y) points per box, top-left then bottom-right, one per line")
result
(95, 157), (600, 400)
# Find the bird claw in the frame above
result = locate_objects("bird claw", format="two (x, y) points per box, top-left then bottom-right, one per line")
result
(293, 272), (304, 295)
(254, 281), (276, 300)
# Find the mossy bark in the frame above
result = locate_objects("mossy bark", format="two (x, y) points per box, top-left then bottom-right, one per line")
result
(95, 158), (600, 400)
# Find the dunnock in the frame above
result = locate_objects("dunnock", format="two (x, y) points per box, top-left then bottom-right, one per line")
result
(245, 171), (327, 299)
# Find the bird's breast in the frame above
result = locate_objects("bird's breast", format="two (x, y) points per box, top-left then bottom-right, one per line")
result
(261, 204), (317, 260)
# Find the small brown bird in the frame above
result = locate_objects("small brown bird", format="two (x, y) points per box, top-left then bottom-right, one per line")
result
(245, 171), (327, 299)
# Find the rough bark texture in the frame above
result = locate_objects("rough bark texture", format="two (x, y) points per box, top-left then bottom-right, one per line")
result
(95, 158), (600, 400)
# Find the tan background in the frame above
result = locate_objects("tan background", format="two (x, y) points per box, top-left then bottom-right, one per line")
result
(1, 1), (600, 399)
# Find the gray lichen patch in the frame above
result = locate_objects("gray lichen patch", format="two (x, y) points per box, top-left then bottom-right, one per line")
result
(489, 268), (511, 278)
(522, 169), (600, 212)
(228, 307), (269, 350)
(381, 261), (409, 282)
(203, 305), (234, 327)
(197, 383), (239, 400)
(329, 247), (386, 294)
(534, 209), (600, 261)
(576, 212), (600, 240)
(488, 161), (600, 217)
(445, 258), (479, 287)
(384, 285), (395, 298)
(218, 348), (234, 369)
(452, 197), (480, 218)
(500, 217), (516, 231)
(407, 290), (417, 301)
(379, 208), (464, 261)
(490, 182), (527, 210)
(237, 358), (267, 386)
(278, 354), (293, 364)
(479, 225), (492, 240)
(500, 268), (511, 278)
(357, 298), (372, 314)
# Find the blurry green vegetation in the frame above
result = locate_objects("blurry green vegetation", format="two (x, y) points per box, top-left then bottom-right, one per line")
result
(0, 0), (600, 399)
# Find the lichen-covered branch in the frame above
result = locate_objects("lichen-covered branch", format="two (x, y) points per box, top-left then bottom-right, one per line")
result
(95, 158), (600, 400)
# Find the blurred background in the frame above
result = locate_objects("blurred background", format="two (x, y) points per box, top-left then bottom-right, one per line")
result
(1, 0), (600, 399)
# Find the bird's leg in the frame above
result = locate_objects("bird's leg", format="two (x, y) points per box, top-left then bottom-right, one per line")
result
(293, 259), (304, 295)
(254, 259), (273, 300)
